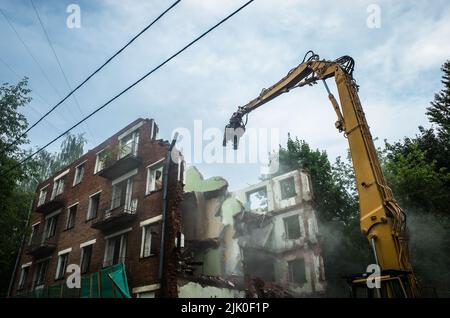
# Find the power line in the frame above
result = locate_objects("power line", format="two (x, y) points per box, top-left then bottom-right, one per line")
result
(29, 0), (96, 143)
(2, 0), (182, 153)
(0, 8), (63, 99)
(3, 0), (255, 176)
(0, 7), (75, 127)
(0, 55), (67, 133)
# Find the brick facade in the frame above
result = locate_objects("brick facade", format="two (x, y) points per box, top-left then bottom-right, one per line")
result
(10, 118), (183, 298)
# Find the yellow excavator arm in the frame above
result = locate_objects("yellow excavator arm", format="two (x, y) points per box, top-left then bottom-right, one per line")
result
(223, 51), (420, 298)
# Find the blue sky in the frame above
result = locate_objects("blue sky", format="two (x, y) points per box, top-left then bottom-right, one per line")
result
(1, 0), (449, 190)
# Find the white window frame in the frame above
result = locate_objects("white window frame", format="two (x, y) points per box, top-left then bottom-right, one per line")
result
(51, 169), (69, 200)
(29, 222), (40, 245)
(111, 178), (133, 210)
(145, 158), (165, 195)
(94, 148), (108, 174)
(141, 225), (153, 258)
(73, 161), (87, 186)
(37, 185), (49, 207)
(87, 191), (102, 220)
(33, 257), (50, 288)
(140, 215), (162, 258)
(150, 120), (159, 140)
(43, 210), (61, 239)
(111, 169), (137, 210)
(80, 240), (95, 274)
(117, 130), (139, 160)
(103, 228), (131, 267)
(55, 249), (71, 280)
(66, 203), (78, 229)
(18, 262), (32, 289)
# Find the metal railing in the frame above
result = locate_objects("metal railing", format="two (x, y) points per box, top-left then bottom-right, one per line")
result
(103, 198), (138, 220)
(27, 230), (57, 252)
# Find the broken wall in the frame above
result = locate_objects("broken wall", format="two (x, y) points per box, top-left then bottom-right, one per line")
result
(232, 169), (326, 296)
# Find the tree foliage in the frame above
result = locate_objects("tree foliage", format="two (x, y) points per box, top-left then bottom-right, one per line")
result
(0, 78), (32, 296)
(21, 133), (87, 193)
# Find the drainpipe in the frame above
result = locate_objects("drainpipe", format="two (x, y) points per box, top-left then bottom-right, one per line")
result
(158, 133), (179, 292)
(7, 200), (34, 297)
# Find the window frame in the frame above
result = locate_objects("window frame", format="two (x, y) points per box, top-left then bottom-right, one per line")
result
(33, 259), (49, 288)
(140, 216), (162, 258)
(29, 222), (40, 245)
(73, 161), (86, 186)
(118, 130), (139, 160)
(280, 176), (297, 200)
(145, 159), (165, 195)
(111, 177), (133, 210)
(246, 186), (269, 212)
(80, 244), (93, 274)
(37, 186), (48, 206)
(283, 214), (302, 239)
(288, 258), (307, 284)
(94, 148), (108, 174)
(55, 252), (70, 281)
(51, 177), (65, 199)
(140, 225), (157, 258)
(18, 263), (31, 290)
(103, 229), (130, 267)
(87, 191), (101, 221)
(66, 203), (78, 230)
(44, 213), (59, 239)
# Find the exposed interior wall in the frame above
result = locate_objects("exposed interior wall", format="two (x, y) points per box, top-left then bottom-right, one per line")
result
(178, 281), (245, 298)
(181, 167), (243, 278)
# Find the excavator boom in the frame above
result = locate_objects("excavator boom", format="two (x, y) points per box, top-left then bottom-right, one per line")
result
(223, 51), (420, 298)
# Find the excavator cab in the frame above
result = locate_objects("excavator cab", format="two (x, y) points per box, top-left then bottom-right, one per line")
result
(344, 270), (413, 298)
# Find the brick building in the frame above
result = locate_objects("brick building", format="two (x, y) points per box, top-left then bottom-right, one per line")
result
(9, 118), (184, 298)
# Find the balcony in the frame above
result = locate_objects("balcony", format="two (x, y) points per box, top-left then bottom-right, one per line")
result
(35, 197), (65, 214)
(26, 233), (57, 258)
(98, 142), (142, 180)
(91, 199), (138, 232)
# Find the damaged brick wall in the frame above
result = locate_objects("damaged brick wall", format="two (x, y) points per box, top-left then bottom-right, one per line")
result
(160, 158), (184, 298)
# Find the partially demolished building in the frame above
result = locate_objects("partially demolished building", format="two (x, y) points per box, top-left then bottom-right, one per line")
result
(180, 167), (326, 297)
(233, 170), (326, 297)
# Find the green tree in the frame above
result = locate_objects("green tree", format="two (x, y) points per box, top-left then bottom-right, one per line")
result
(380, 60), (450, 296)
(21, 133), (87, 193)
(426, 60), (450, 143)
(0, 78), (33, 297)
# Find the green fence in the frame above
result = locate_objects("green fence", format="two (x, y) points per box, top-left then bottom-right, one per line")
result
(15, 263), (131, 298)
